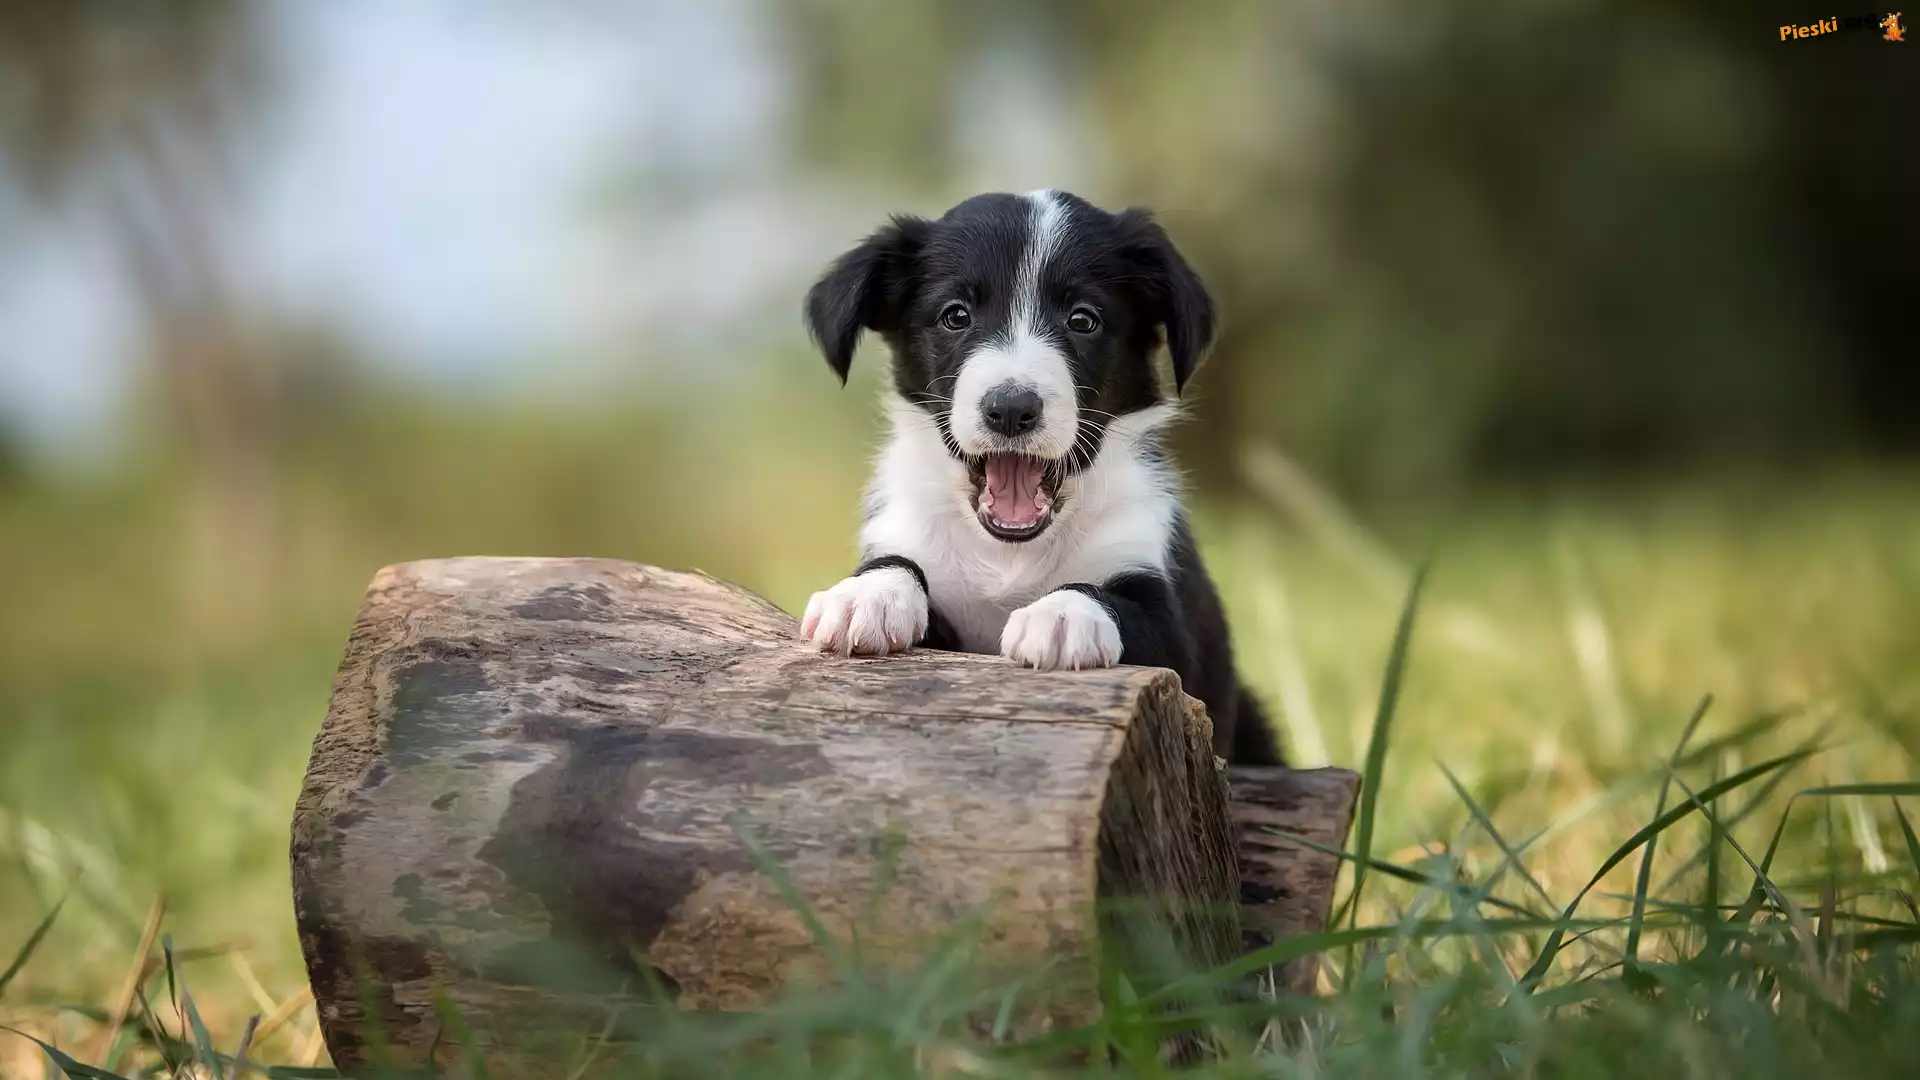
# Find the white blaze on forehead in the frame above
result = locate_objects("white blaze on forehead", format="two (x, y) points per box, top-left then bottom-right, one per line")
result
(949, 189), (1079, 460)
(1013, 189), (1067, 334)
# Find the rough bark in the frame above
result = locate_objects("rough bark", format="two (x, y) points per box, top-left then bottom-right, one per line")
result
(1230, 767), (1363, 996)
(291, 557), (1355, 1074)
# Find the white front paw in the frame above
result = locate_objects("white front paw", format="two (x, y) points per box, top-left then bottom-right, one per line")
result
(800, 568), (928, 656)
(1001, 590), (1122, 671)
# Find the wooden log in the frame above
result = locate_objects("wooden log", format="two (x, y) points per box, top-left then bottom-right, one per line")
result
(291, 557), (1357, 1073)
(1230, 767), (1363, 996)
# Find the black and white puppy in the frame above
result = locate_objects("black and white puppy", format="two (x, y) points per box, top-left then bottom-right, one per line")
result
(799, 189), (1282, 766)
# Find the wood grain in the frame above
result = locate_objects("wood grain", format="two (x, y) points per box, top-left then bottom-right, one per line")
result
(1229, 766), (1363, 996)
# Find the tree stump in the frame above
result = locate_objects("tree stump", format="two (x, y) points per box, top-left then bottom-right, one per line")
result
(291, 557), (1357, 1073)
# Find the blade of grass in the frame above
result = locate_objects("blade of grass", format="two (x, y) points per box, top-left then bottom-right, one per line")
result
(0, 888), (66, 998)
(1820, 795), (1840, 955)
(294, 1023), (328, 1070)
(251, 987), (314, 1046)
(1703, 750), (1725, 942)
(1432, 765), (1567, 1001)
(1536, 710), (1797, 857)
(161, 936), (219, 1075)
(1724, 783), (1920, 942)
(1722, 798), (1797, 943)
(1798, 782), (1920, 798)
(88, 892), (163, 1071)
(229, 952), (277, 1018)
(1894, 799), (1920, 876)
(1654, 728), (1828, 896)
(162, 934), (179, 1022)
(732, 818), (868, 994)
(233, 1015), (260, 1080)
(135, 987), (181, 1075)
(989, 958), (1060, 1044)
(1346, 559), (1430, 943)
(563, 1002), (628, 1080)
(2, 1027), (133, 1080)
(1672, 709), (1793, 771)
(1437, 762), (1556, 911)
(1138, 915), (1619, 1011)
(1626, 695), (1712, 982)
(1517, 746), (1816, 991)
(180, 989), (220, 1076)
(431, 986), (488, 1080)
(1266, 827), (1542, 919)
(890, 913), (994, 1042)
(1666, 770), (1827, 999)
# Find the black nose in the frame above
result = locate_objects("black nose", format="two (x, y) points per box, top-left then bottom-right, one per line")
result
(981, 384), (1043, 438)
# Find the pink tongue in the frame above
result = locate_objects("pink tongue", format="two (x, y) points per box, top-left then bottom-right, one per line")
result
(984, 455), (1046, 527)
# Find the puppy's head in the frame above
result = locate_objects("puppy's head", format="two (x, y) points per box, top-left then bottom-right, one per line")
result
(805, 190), (1214, 543)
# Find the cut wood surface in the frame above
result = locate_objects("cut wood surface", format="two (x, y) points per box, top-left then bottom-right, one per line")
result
(291, 557), (1357, 1073)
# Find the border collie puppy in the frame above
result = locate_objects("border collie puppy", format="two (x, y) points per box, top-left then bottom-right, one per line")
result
(798, 190), (1282, 766)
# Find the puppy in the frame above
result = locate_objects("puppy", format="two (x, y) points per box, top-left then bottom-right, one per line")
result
(798, 190), (1282, 766)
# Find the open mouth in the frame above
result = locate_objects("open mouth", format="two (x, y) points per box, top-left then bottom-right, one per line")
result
(969, 453), (1065, 542)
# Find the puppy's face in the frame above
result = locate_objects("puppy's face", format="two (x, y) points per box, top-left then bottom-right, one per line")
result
(806, 190), (1214, 543)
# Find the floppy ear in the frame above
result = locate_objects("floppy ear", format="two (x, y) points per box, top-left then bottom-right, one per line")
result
(1116, 207), (1216, 395)
(804, 215), (929, 384)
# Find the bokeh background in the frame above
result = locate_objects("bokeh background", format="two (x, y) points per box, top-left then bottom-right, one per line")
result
(2, 0), (1915, 1067)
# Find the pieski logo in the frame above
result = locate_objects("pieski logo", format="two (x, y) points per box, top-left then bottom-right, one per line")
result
(1778, 11), (1905, 39)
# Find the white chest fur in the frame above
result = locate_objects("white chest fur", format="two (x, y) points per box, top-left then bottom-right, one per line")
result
(858, 398), (1181, 653)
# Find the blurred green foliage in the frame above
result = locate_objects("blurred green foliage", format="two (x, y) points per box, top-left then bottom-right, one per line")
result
(776, 0), (1917, 497)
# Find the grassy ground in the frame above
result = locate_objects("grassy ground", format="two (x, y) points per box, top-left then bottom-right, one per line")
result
(2, 396), (1917, 1076)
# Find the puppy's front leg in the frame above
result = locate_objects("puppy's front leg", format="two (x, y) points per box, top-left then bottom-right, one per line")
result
(800, 555), (931, 656)
(1001, 574), (1190, 673)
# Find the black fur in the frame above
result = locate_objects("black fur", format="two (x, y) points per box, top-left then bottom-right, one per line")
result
(804, 215), (930, 384)
(808, 191), (1283, 766)
(1060, 519), (1282, 766)
(855, 553), (966, 649)
(804, 192), (1215, 473)
(853, 553), (928, 594)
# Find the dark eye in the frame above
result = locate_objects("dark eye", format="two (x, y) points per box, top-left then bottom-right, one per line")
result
(1066, 307), (1101, 334)
(939, 303), (972, 332)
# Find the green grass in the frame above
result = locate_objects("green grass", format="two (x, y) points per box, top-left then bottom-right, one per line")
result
(2, 395), (1918, 1077)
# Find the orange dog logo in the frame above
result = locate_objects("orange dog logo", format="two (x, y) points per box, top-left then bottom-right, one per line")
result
(1885, 11), (1907, 40)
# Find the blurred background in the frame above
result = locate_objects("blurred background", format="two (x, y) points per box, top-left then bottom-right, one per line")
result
(2, 0), (1916, 1065)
